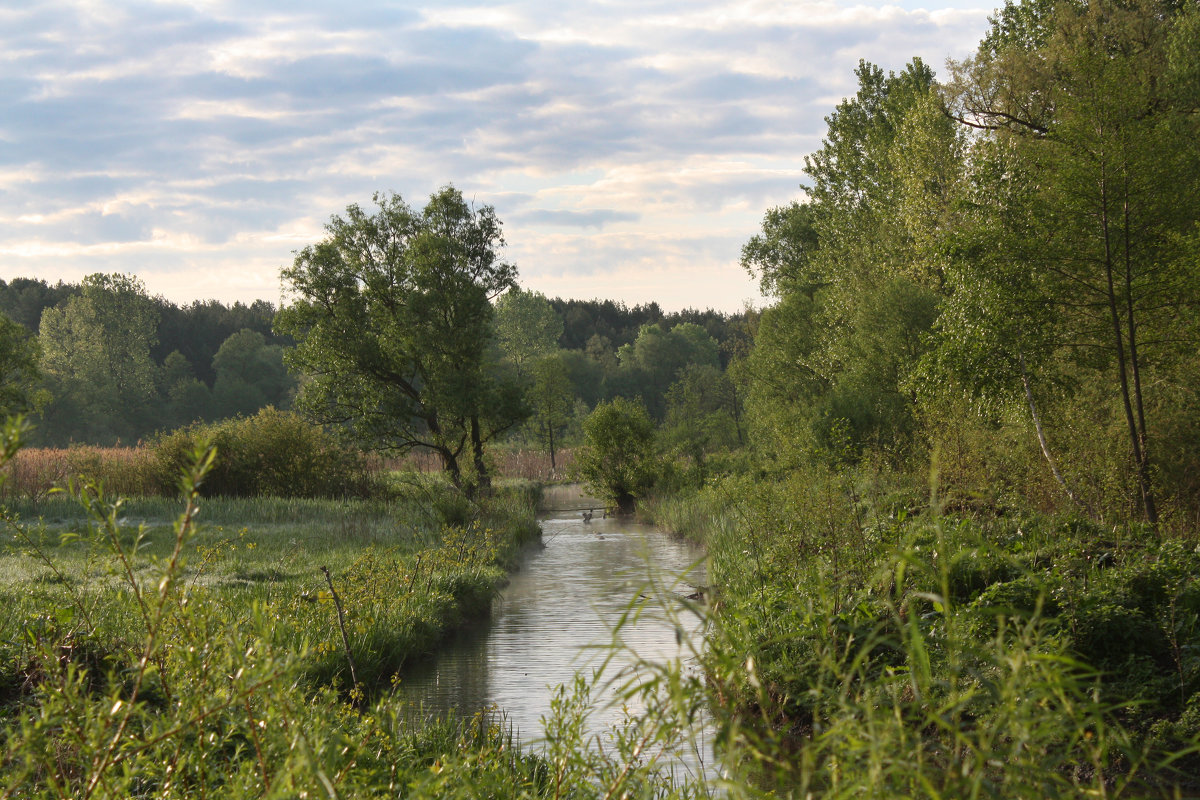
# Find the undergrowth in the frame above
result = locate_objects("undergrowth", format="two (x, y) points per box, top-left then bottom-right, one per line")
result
(645, 466), (1200, 797)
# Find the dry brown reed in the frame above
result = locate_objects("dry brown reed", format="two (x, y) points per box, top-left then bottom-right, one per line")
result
(1, 446), (161, 498)
(3, 444), (576, 500)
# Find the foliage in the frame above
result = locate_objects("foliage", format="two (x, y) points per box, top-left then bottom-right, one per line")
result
(0, 420), (558, 797)
(526, 353), (576, 471)
(153, 297), (286, 386)
(277, 187), (526, 496)
(37, 274), (161, 445)
(150, 408), (378, 498)
(740, 60), (945, 469)
(647, 466), (1200, 796)
(0, 312), (43, 417)
(1, 277), (295, 447)
(741, 201), (822, 297)
(661, 364), (742, 474)
(936, 0), (1200, 522)
(211, 328), (294, 418)
(575, 397), (659, 513)
(494, 288), (563, 379)
(611, 322), (721, 420)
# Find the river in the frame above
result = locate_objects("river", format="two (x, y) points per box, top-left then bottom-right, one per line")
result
(400, 484), (710, 756)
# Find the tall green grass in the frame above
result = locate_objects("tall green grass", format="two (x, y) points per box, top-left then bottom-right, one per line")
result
(9, 401), (1198, 797)
(645, 466), (1200, 797)
(0, 417), (557, 797)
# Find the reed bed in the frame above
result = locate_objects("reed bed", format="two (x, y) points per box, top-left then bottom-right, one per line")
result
(0, 446), (159, 498)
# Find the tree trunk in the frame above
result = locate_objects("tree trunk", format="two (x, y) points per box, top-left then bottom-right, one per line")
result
(438, 447), (463, 490)
(1020, 351), (1094, 518)
(428, 415), (464, 491)
(1121, 171), (1158, 525)
(1100, 173), (1156, 523)
(470, 415), (491, 497)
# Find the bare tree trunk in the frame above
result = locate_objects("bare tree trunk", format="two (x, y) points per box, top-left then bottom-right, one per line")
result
(1121, 171), (1158, 524)
(1020, 351), (1095, 518)
(1100, 174), (1156, 523)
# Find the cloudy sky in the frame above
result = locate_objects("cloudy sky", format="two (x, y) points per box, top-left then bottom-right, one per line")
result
(0, 0), (997, 312)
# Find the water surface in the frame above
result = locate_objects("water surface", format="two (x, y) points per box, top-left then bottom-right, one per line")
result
(401, 485), (708, 745)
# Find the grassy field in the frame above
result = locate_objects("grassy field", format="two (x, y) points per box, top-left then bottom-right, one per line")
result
(0, 446), (562, 797)
(0, 445), (736, 798)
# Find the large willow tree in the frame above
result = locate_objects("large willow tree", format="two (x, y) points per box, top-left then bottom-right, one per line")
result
(276, 187), (526, 496)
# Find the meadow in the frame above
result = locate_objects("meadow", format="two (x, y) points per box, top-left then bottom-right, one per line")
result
(644, 466), (1200, 798)
(8, 419), (1200, 798)
(0, 428), (723, 799)
(0, 424), (560, 798)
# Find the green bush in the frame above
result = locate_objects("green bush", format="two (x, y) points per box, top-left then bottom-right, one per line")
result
(574, 397), (661, 513)
(947, 549), (1023, 603)
(150, 408), (378, 498)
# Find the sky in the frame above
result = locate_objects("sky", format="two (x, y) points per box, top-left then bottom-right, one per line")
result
(0, 0), (999, 313)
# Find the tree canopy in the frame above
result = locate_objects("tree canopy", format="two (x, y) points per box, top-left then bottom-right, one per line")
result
(276, 187), (526, 495)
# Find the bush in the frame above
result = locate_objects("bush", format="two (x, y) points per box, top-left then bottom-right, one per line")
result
(573, 397), (660, 513)
(150, 408), (378, 498)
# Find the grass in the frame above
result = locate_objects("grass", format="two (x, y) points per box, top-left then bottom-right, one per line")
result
(16, 416), (1197, 796)
(644, 467), (1200, 798)
(0, 425), (562, 797)
(0, 435), (734, 798)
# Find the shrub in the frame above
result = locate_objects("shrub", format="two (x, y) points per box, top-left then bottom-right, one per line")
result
(574, 397), (661, 513)
(150, 408), (378, 498)
(947, 549), (1023, 603)
(1071, 598), (1170, 671)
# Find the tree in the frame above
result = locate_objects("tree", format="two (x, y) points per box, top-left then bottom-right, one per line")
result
(0, 312), (42, 417)
(575, 397), (658, 514)
(612, 322), (720, 419)
(211, 329), (293, 418)
(155, 298), (282, 386)
(941, 0), (1200, 522)
(662, 363), (741, 471)
(37, 273), (160, 444)
(740, 59), (947, 466)
(494, 288), (563, 379)
(0, 278), (79, 333)
(741, 201), (823, 297)
(276, 187), (526, 496)
(528, 353), (575, 470)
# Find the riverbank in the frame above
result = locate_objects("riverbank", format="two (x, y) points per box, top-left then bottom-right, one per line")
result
(641, 468), (1200, 796)
(0, 470), (545, 796)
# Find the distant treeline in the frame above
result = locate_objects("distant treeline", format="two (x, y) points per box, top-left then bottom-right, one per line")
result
(549, 298), (748, 366)
(0, 276), (751, 452)
(0, 276), (294, 446)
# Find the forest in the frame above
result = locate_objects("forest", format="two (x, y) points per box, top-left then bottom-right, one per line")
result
(1, 0), (1199, 796)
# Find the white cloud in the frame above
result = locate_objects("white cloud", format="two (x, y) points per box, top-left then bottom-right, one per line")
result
(0, 0), (994, 312)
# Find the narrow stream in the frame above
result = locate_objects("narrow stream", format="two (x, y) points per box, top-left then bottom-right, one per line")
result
(401, 485), (709, 746)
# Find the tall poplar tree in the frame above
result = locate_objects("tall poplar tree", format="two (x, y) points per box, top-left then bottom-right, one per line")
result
(944, 0), (1200, 522)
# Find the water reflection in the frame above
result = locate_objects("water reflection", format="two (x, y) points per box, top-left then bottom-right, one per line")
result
(400, 485), (707, 745)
